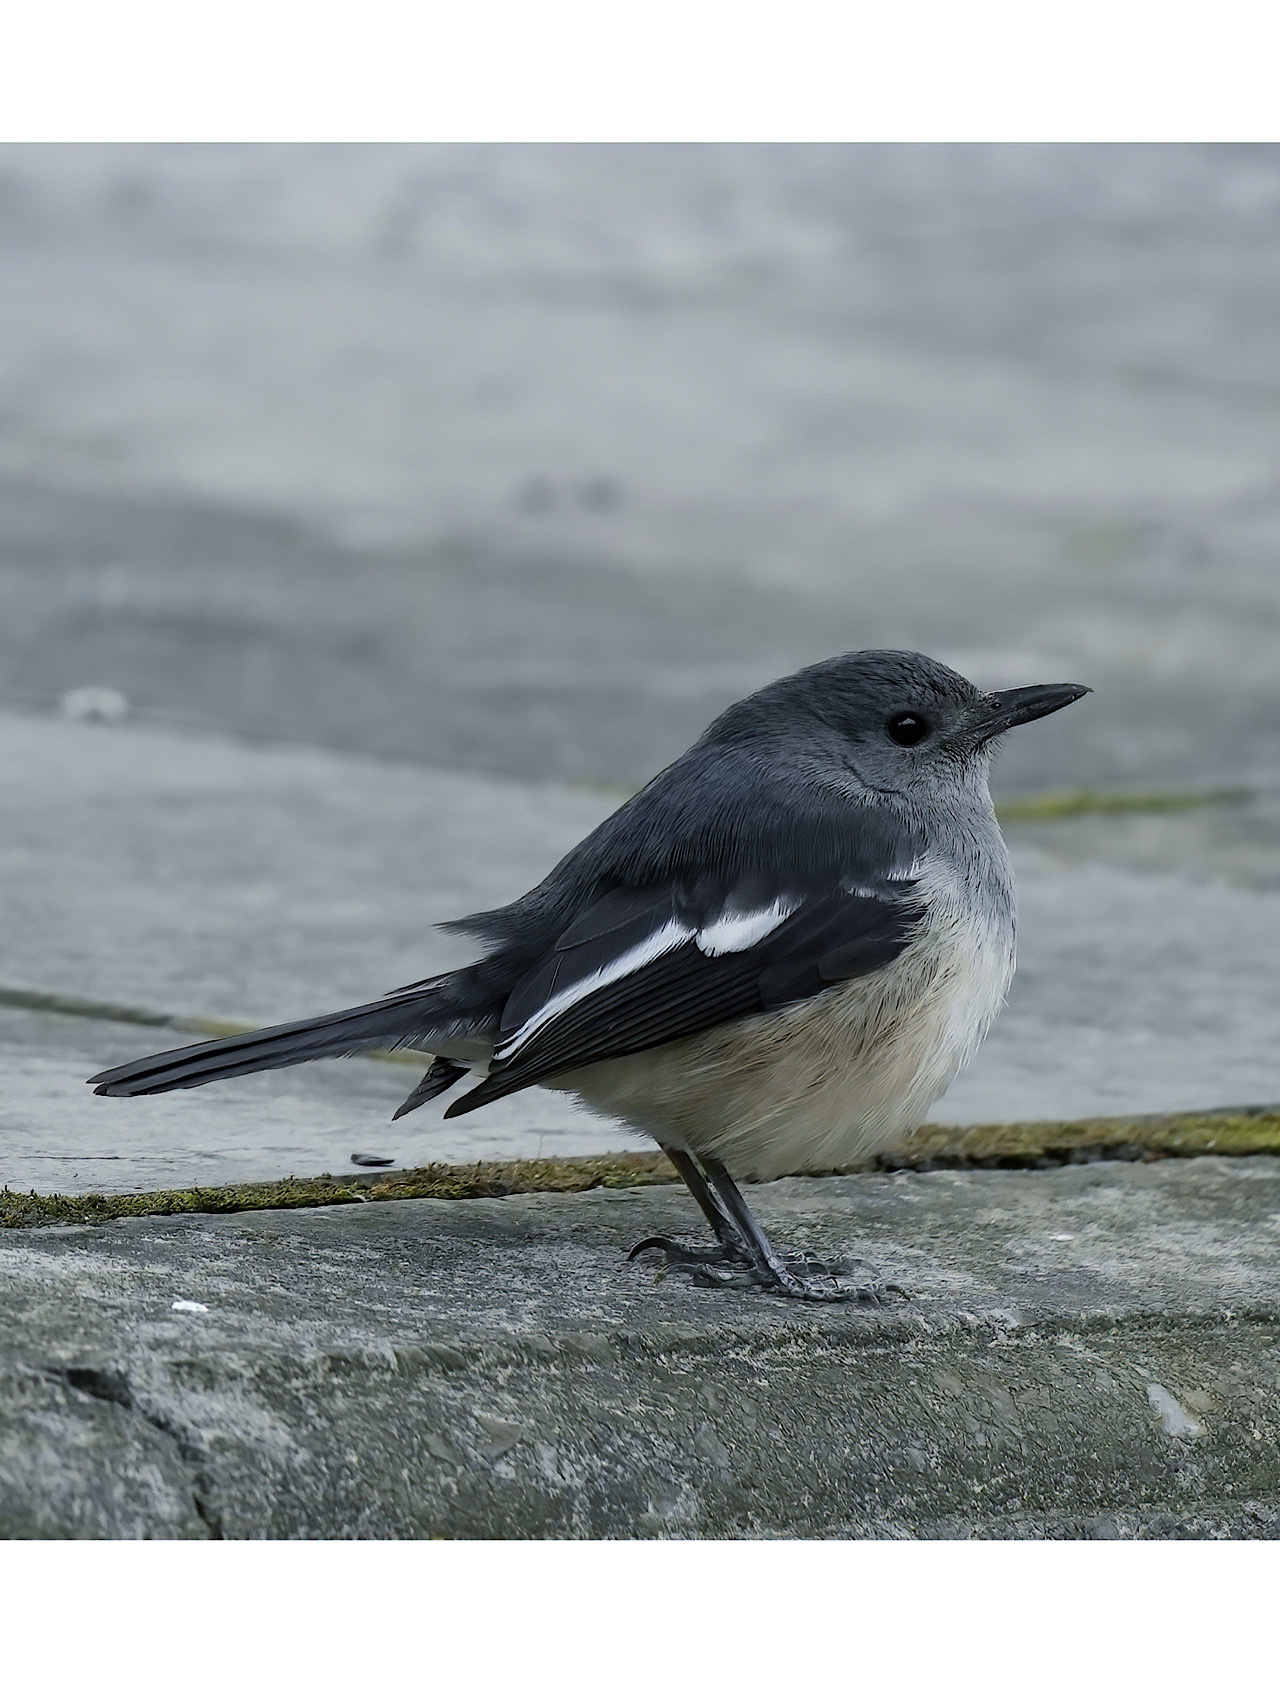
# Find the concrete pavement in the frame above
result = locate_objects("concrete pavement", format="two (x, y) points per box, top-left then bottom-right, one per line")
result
(5, 1156), (1280, 1538)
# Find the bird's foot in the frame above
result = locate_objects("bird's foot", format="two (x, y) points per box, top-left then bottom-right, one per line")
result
(628, 1234), (758, 1289)
(755, 1250), (907, 1304)
(629, 1234), (904, 1305)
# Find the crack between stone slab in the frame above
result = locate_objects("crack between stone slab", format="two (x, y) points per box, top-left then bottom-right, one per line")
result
(55, 1364), (224, 1539)
(0, 980), (431, 1071)
(9, 1129), (1280, 1239)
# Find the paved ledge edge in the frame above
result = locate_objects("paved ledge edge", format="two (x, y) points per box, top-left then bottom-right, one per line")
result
(5, 1105), (1280, 1229)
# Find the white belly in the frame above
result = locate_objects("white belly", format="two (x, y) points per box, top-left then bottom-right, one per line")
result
(555, 901), (1014, 1181)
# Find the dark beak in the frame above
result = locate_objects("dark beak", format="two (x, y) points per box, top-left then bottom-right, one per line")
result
(974, 682), (1091, 742)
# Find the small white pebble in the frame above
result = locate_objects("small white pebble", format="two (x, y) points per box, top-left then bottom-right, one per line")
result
(61, 686), (130, 723)
(1147, 1383), (1204, 1439)
(171, 1299), (209, 1313)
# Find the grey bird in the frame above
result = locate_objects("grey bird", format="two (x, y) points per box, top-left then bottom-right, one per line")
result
(90, 651), (1088, 1300)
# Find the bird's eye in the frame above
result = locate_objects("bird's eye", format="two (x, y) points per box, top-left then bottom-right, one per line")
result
(886, 712), (931, 747)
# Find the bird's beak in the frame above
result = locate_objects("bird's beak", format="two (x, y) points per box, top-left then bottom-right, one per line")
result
(973, 682), (1091, 743)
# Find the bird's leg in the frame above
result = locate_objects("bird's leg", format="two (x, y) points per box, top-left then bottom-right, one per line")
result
(661, 1146), (752, 1258)
(701, 1160), (846, 1300)
(703, 1159), (907, 1303)
(628, 1145), (753, 1272)
(630, 1149), (899, 1303)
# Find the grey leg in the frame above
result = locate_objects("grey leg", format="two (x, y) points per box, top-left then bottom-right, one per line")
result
(628, 1146), (752, 1270)
(702, 1159), (845, 1300)
(630, 1149), (902, 1304)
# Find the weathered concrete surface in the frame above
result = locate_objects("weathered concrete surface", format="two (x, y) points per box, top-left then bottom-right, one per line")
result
(4, 1156), (1280, 1539)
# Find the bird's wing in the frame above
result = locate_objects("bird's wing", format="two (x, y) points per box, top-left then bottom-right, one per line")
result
(444, 874), (924, 1115)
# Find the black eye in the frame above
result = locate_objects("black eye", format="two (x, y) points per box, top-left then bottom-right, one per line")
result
(886, 712), (931, 747)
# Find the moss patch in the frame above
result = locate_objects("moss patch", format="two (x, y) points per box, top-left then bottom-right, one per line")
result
(4, 1107), (1280, 1231)
(884, 1106), (1280, 1170)
(0, 1152), (681, 1230)
(997, 786), (1251, 823)
(0, 983), (221, 1033)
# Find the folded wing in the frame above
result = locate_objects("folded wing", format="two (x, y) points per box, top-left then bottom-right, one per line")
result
(445, 875), (923, 1115)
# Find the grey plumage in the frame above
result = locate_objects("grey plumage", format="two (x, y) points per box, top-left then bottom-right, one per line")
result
(90, 650), (1087, 1297)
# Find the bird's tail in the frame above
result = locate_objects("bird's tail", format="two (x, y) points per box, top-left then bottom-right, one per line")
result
(89, 974), (493, 1098)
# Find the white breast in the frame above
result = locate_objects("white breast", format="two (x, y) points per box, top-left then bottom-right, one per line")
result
(557, 874), (1015, 1181)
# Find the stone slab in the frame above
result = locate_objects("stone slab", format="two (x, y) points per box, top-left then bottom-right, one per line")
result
(0, 1006), (615, 1198)
(4, 1156), (1280, 1538)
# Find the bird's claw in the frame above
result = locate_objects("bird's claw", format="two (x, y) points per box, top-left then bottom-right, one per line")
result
(629, 1233), (902, 1305)
(629, 1234), (770, 1289)
(628, 1234), (733, 1266)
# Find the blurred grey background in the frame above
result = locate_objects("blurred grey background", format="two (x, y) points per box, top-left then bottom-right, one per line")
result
(4, 141), (1280, 792)
(3, 143), (1280, 1192)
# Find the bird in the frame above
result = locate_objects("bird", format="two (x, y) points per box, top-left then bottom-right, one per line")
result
(90, 650), (1089, 1300)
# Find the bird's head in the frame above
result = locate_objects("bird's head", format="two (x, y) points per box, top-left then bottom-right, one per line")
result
(706, 649), (1090, 806)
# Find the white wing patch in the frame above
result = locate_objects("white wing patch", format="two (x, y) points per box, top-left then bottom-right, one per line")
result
(695, 898), (798, 957)
(495, 918), (693, 1060)
(496, 896), (801, 1061)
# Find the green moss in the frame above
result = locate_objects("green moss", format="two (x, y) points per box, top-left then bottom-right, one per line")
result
(5, 1108), (1280, 1231)
(997, 787), (1251, 823)
(0, 1152), (681, 1230)
(885, 1106), (1280, 1169)
(0, 984), (191, 1031)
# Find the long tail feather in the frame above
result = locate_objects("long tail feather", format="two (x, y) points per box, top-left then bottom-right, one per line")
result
(89, 978), (491, 1098)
